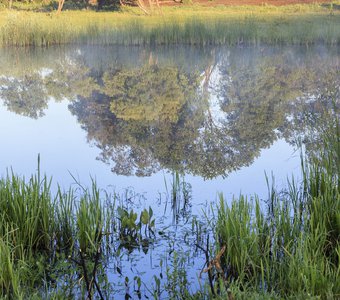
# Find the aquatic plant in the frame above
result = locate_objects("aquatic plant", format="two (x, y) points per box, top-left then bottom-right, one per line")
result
(116, 205), (155, 253)
(164, 171), (192, 223)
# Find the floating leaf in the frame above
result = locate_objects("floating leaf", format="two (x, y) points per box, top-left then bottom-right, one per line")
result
(141, 209), (149, 225)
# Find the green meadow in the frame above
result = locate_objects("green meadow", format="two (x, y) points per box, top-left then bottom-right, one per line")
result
(0, 4), (339, 46)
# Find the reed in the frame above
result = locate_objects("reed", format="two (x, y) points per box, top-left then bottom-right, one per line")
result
(0, 165), (109, 298)
(0, 169), (54, 257)
(0, 5), (339, 46)
(0, 234), (22, 298)
(55, 187), (76, 251)
(76, 182), (104, 254)
(214, 112), (340, 298)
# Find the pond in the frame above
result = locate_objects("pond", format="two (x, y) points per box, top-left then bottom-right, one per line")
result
(0, 44), (339, 297)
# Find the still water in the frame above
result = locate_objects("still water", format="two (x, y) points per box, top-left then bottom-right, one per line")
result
(0, 45), (338, 296)
(1, 45), (337, 199)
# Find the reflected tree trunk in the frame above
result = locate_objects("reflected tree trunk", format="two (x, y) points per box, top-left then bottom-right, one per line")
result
(147, 0), (153, 12)
(203, 49), (216, 91)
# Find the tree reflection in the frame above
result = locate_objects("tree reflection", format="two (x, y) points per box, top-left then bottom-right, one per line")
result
(0, 46), (338, 178)
(69, 64), (208, 176)
(0, 74), (48, 119)
(0, 49), (98, 118)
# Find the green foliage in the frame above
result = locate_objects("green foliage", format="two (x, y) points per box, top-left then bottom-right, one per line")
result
(165, 252), (191, 299)
(0, 236), (24, 299)
(164, 171), (192, 223)
(140, 207), (155, 229)
(117, 205), (155, 251)
(0, 162), (111, 298)
(65, 49), (338, 179)
(0, 73), (49, 119)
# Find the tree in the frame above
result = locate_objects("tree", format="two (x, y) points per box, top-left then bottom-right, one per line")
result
(57, 0), (65, 14)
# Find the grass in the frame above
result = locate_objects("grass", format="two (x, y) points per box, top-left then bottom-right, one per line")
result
(0, 163), (157, 298)
(0, 166), (54, 258)
(213, 108), (340, 299)
(0, 4), (339, 46)
(0, 160), (109, 298)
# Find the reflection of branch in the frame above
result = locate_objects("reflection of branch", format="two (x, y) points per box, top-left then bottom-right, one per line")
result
(148, 52), (158, 66)
(79, 249), (91, 295)
(203, 64), (216, 90)
(196, 235), (215, 296)
(206, 108), (215, 130)
(57, 0), (65, 14)
(69, 233), (104, 300)
(88, 242), (105, 300)
(154, 0), (163, 15)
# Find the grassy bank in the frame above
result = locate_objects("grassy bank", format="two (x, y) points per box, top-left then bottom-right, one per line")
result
(0, 4), (339, 46)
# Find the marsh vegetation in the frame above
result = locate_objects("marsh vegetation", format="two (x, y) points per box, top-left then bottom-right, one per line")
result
(0, 4), (339, 46)
(0, 95), (339, 299)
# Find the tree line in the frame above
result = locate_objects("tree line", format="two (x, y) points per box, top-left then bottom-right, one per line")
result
(3, 0), (174, 14)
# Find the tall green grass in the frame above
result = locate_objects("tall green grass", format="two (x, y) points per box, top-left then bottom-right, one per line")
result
(0, 168), (54, 257)
(214, 111), (340, 298)
(0, 162), (109, 298)
(0, 163), (158, 298)
(0, 235), (23, 299)
(0, 6), (339, 46)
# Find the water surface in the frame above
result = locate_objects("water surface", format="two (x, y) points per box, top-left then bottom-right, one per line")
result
(1, 45), (337, 199)
(0, 44), (338, 296)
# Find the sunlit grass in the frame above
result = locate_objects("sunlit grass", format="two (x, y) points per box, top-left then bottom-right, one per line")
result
(0, 4), (339, 46)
